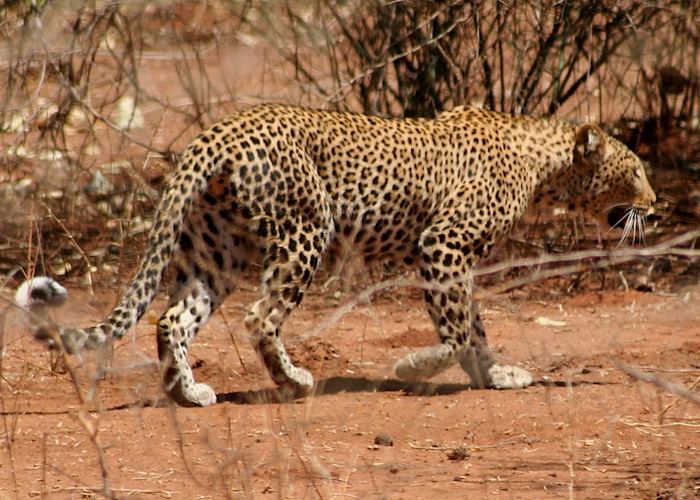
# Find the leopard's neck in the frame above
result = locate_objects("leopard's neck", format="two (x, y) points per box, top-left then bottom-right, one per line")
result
(498, 113), (577, 187)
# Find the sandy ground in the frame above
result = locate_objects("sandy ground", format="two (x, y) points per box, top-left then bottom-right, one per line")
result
(0, 279), (698, 499)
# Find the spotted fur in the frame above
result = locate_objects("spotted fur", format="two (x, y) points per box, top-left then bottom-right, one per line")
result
(24, 104), (656, 406)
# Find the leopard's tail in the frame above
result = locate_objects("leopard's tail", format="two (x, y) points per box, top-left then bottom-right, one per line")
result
(17, 139), (222, 353)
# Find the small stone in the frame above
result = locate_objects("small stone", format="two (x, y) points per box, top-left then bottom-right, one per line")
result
(447, 446), (469, 461)
(374, 434), (393, 447)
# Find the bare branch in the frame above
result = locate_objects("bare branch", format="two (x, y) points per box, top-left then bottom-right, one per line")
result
(615, 362), (700, 407)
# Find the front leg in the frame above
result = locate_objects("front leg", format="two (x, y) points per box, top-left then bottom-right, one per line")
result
(394, 264), (532, 388)
(457, 302), (533, 389)
(394, 196), (532, 389)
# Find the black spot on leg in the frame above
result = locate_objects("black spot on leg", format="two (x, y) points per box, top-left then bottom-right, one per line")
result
(443, 253), (453, 267)
(203, 213), (219, 235)
(203, 233), (216, 248)
(136, 302), (147, 318)
(423, 235), (437, 247)
(180, 233), (193, 251)
(213, 251), (224, 268)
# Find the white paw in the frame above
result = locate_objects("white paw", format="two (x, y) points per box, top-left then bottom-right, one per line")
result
(394, 344), (457, 382)
(290, 366), (314, 391)
(173, 381), (217, 407)
(394, 353), (424, 381)
(487, 364), (533, 389)
(276, 366), (314, 399)
(190, 382), (217, 406)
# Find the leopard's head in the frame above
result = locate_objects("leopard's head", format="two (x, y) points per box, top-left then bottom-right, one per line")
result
(538, 124), (656, 241)
(573, 124), (655, 210)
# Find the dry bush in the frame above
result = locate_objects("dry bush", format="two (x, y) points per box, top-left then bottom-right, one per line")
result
(1, 0), (698, 289)
(0, 1), (247, 285)
(249, 0), (697, 120)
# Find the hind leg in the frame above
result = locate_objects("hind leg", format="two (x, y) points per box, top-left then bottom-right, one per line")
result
(157, 274), (222, 407)
(245, 216), (331, 395)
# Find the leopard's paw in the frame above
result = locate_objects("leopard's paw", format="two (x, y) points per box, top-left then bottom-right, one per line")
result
(486, 364), (533, 389)
(170, 380), (218, 407)
(394, 344), (457, 381)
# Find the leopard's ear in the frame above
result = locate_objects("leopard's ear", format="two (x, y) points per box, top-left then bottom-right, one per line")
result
(574, 124), (606, 165)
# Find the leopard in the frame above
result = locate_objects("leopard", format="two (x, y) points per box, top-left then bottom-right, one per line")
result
(17, 104), (656, 407)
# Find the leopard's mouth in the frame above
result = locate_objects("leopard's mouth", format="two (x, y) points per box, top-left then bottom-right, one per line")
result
(606, 205), (651, 228)
(605, 195), (655, 227)
(606, 206), (626, 228)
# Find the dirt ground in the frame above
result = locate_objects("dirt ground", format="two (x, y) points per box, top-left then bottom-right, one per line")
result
(0, 278), (698, 499)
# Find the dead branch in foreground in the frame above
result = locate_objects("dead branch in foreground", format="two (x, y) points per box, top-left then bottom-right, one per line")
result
(305, 229), (700, 341)
(615, 362), (700, 407)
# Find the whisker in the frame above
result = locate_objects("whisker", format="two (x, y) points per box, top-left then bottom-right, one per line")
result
(638, 211), (647, 245)
(612, 207), (650, 248)
(627, 212), (637, 244)
(617, 215), (633, 247)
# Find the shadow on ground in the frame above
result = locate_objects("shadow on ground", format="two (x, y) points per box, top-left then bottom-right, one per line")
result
(214, 376), (613, 405)
(1, 377), (615, 414)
